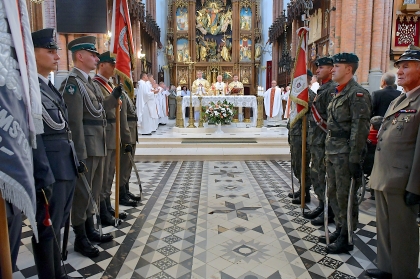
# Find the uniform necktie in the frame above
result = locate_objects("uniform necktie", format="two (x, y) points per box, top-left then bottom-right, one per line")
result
(394, 93), (407, 108)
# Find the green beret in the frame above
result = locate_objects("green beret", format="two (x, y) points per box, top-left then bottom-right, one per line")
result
(315, 57), (333, 67)
(332, 53), (359, 64)
(307, 69), (313, 77)
(394, 46), (420, 66)
(98, 51), (116, 64)
(31, 28), (60, 50)
(68, 36), (99, 54)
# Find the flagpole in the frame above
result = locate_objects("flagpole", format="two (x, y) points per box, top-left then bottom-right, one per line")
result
(115, 99), (121, 220)
(0, 192), (13, 279)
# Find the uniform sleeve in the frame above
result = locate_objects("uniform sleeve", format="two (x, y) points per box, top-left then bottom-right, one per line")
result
(120, 95), (131, 144)
(61, 77), (87, 161)
(406, 122), (420, 195)
(371, 91), (378, 117)
(102, 93), (119, 111)
(349, 90), (371, 163)
(32, 134), (55, 191)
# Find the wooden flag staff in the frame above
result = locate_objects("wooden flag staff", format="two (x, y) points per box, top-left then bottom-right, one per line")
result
(0, 192), (13, 279)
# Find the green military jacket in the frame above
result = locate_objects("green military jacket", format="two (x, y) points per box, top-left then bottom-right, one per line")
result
(60, 68), (110, 160)
(92, 76), (120, 150)
(308, 80), (336, 145)
(120, 92), (138, 145)
(325, 78), (371, 163)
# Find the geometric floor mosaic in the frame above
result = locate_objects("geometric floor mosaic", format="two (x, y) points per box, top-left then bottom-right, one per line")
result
(12, 161), (420, 278)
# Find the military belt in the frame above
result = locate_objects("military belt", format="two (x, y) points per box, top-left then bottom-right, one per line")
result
(328, 130), (350, 139)
(42, 131), (72, 141)
(107, 119), (116, 124)
(127, 116), (138, 122)
(83, 119), (107, 126)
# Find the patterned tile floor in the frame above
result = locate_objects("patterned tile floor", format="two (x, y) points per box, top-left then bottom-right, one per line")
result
(12, 160), (419, 278)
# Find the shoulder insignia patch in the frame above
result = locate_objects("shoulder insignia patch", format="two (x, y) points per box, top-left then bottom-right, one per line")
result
(65, 84), (77, 95)
(356, 92), (364, 97)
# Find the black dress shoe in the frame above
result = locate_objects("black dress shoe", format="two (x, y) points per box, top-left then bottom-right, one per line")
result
(85, 216), (114, 243)
(288, 189), (301, 199)
(105, 197), (127, 219)
(127, 191), (141, 202)
(326, 235), (354, 254)
(100, 201), (122, 227)
(292, 194), (310, 204)
(311, 208), (335, 226)
(119, 197), (138, 207)
(319, 226), (341, 244)
(365, 269), (392, 279)
(73, 224), (99, 258)
(303, 202), (324, 219)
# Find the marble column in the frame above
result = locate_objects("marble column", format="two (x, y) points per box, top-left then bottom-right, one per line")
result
(360, 0), (373, 87)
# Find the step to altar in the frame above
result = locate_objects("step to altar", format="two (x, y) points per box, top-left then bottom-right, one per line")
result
(134, 119), (290, 161)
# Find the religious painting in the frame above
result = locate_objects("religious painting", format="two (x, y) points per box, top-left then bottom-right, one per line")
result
(176, 38), (190, 62)
(240, 66), (251, 84)
(240, 7), (252, 30)
(395, 19), (419, 47)
(176, 7), (188, 31)
(239, 37), (252, 62)
(196, 0), (232, 35)
(176, 66), (188, 85)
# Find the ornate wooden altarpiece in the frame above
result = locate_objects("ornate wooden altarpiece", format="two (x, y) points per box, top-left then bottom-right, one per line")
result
(165, 0), (262, 95)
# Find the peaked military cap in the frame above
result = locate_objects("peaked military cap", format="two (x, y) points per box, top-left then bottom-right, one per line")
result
(98, 51), (116, 64)
(394, 45), (420, 66)
(307, 69), (313, 77)
(68, 36), (99, 54)
(332, 53), (359, 64)
(315, 56), (333, 67)
(31, 28), (60, 49)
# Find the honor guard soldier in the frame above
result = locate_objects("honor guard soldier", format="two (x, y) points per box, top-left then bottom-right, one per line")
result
(31, 28), (79, 278)
(92, 51), (128, 226)
(119, 81), (141, 205)
(304, 57), (336, 226)
(60, 36), (115, 258)
(323, 53), (371, 254)
(367, 46), (420, 279)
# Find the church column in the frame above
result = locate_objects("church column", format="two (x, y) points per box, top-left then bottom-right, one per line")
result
(333, 0), (342, 53)
(354, 0), (364, 82)
(381, 0), (392, 74)
(340, 0), (356, 53)
(359, 0), (373, 87)
(272, 40), (279, 84)
(369, 0), (385, 92)
(189, 0), (196, 62)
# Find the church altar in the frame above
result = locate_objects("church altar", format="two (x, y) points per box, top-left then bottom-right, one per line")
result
(181, 95), (258, 126)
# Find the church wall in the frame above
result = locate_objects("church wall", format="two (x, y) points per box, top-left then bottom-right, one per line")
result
(156, 0), (169, 85)
(260, 0), (273, 88)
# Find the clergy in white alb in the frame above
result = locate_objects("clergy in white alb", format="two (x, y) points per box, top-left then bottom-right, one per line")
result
(136, 73), (158, 135)
(263, 80), (283, 127)
(212, 75), (227, 96)
(147, 74), (159, 131)
(158, 82), (170, 125)
(191, 71), (210, 121)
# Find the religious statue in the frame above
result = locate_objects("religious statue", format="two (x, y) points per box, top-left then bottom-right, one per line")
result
(220, 36), (232, 62)
(255, 42), (262, 61)
(165, 40), (174, 61)
(220, 8), (232, 33)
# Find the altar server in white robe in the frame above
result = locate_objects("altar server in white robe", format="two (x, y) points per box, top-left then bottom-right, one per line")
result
(137, 73), (158, 135)
(147, 74), (159, 131)
(264, 80), (283, 127)
(158, 82), (169, 125)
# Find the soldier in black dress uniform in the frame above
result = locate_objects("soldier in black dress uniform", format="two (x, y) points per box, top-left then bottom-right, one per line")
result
(31, 28), (79, 278)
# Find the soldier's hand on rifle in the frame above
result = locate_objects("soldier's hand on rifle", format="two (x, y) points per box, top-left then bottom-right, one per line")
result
(112, 85), (123, 99)
(405, 191), (420, 206)
(349, 162), (362, 178)
(77, 160), (88, 174)
(124, 144), (132, 154)
(37, 184), (53, 204)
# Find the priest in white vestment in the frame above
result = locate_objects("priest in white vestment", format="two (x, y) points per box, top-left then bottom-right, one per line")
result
(191, 71), (210, 121)
(263, 80), (283, 127)
(158, 82), (169, 125)
(212, 75), (227, 96)
(137, 73), (158, 135)
(147, 74), (159, 131)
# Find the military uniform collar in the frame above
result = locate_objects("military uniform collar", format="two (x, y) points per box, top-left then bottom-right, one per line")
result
(404, 84), (420, 98)
(38, 74), (50, 85)
(73, 67), (90, 82)
(336, 78), (357, 95)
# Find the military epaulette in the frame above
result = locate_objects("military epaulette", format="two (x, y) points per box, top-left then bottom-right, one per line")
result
(399, 109), (417, 113)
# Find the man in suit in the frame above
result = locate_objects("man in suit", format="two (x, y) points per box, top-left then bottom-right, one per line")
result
(60, 36), (115, 258)
(371, 72), (401, 117)
(31, 28), (79, 278)
(93, 51), (128, 226)
(367, 47), (420, 279)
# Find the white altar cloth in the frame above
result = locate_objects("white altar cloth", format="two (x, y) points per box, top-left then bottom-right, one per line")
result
(182, 95), (257, 126)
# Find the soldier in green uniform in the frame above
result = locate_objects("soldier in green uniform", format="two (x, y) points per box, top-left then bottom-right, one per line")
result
(304, 57), (336, 226)
(60, 37), (117, 258)
(322, 53), (371, 254)
(119, 82), (140, 204)
(287, 70), (313, 205)
(92, 51), (129, 227)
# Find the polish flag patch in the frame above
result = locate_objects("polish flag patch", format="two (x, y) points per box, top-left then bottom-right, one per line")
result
(356, 92), (364, 97)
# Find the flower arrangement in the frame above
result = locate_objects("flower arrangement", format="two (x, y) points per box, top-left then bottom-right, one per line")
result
(205, 100), (235, 125)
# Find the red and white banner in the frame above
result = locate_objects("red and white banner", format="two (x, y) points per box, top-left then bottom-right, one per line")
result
(110, 0), (135, 99)
(288, 27), (309, 128)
